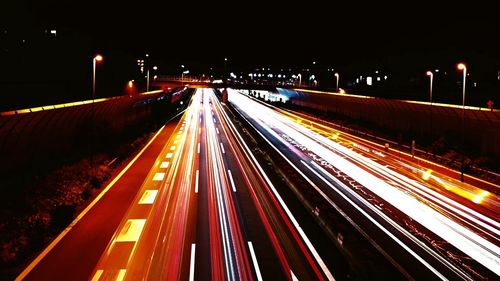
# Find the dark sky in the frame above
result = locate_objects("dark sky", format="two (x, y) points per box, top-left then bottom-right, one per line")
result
(3, 1), (500, 72)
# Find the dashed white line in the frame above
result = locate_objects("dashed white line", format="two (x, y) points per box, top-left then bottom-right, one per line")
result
(227, 170), (236, 192)
(198, 143), (200, 154)
(248, 241), (263, 281)
(220, 142), (225, 154)
(216, 127), (219, 134)
(153, 172), (165, 181)
(195, 170), (199, 193)
(189, 244), (196, 281)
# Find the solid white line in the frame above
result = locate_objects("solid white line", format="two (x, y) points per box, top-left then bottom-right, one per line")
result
(189, 243), (196, 281)
(227, 170), (236, 192)
(220, 142), (225, 154)
(195, 170), (199, 193)
(198, 142), (200, 154)
(248, 241), (263, 281)
(15, 124), (166, 281)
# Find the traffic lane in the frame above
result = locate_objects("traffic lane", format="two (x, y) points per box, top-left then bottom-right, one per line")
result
(300, 120), (500, 217)
(217, 98), (339, 280)
(203, 91), (254, 280)
(121, 91), (202, 281)
(210, 98), (289, 279)
(281, 108), (499, 195)
(21, 118), (181, 281)
(242, 110), (461, 280)
(242, 105), (496, 280)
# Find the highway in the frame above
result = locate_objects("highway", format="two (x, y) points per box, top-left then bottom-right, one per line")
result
(228, 89), (499, 280)
(90, 88), (336, 280)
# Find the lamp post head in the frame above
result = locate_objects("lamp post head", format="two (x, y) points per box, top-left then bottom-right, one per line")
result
(334, 73), (339, 77)
(94, 54), (103, 62)
(426, 71), (433, 77)
(457, 63), (466, 71)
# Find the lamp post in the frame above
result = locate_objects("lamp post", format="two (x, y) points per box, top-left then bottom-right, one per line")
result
(182, 70), (189, 87)
(426, 71), (433, 104)
(457, 63), (467, 182)
(224, 57), (228, 83)
(146, 66), (157, 92)
(91, 54), (103, 177)
(297, 73), (302, 86)
(334, 72), (339, 92)
(93, 54), (103, 102)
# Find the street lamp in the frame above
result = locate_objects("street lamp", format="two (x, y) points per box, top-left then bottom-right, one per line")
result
(297, 73), (302, 86)
(91, 54), (103, 177)
(457, 62), (467, 182)
(146, 66), (158, 92)
(426, 71), (433, 104)
(334, 72), (339, 92)
(224, 57), (228, 82)
(93, 54), (103, 102)
(182, 70), (189, 87)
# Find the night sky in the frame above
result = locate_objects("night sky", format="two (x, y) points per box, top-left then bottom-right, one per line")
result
(4, 1), (499, 72)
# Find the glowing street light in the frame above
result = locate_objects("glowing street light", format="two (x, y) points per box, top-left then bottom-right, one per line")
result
(297, 73), (302, 86)
(334, 72), (339, 92)
(457, 62), (467, 182)
(92, 55), (103, 102)
(426, 70), (433, 104)
(91, 54), (103, 176)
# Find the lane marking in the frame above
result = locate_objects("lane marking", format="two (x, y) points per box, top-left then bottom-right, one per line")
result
(195, 170), (199, 193)
(220, 142), (225, 154)
(248, 241), (263, 281)
(15, 124), (166, 281)
(170, 145), (176, 150)
(199, 128), (201, 134)
(227, 170), (237, 192)
(198, 143), (200, 154)
(166, 152), (173, 158)
(90, 269), (103, 281)
(138, 189), (158, 205)
(153, 172), (165, 181)
(291, 270), (299, 281)
(116, 269), (127, 281)
(189, 244), (196, 281)
(216, 127), (219, 134)
(160, 161), (170, 168)
(115, 219), (147, 242)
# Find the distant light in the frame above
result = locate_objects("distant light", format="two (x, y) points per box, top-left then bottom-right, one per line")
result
(181, 64), (185, 68)
(313, 61), (316, 65)
(154, 75), (158, 80)
(50, 29), (57, 36)
(367, 76), (373, 86)
(145, 54), (149, 57)
(224, 57), (228, 61)
(377, 77), (381, 81)
(435, 69), (440, 72)
(375, 70), (379, 74)
(183, 70), (190, 74)
(457, 63), (466, 70)
(94, 54), (103, 62)
(128, 80), (133, 88)
(384, 75), (388, 80)
(356, 78), (359, 83)
(153, 66), (158, 70)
